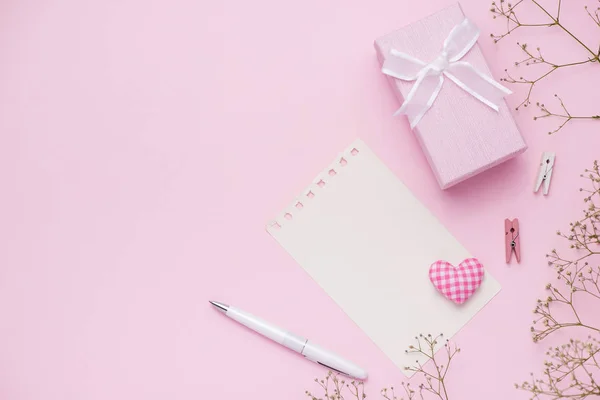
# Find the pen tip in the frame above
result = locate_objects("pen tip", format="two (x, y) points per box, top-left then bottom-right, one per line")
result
(209, 300), (229, 313)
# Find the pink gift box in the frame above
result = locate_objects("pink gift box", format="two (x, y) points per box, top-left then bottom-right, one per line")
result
(374, 3), (527, 189)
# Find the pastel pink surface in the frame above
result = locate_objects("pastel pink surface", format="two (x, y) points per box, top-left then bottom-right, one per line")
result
(1, 1), (599, 400)
(429, 258), (485, 304)
(375, 3), (527, 189)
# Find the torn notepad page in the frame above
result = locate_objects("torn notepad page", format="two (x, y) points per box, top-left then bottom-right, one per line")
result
(267, 139), (500, 377)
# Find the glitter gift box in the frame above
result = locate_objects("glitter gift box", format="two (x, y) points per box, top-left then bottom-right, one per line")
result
(374, 3), (527, 189)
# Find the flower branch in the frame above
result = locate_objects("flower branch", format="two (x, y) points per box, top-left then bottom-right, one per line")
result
(534, 95), (600, 135)
(517, 338), (600, 399)
(491, 0), (600, 134)
(404, 334), (458, 400)
(586, 2), (600, 28)
(305, 334), (459, 400)
(521, 161), (600, 399)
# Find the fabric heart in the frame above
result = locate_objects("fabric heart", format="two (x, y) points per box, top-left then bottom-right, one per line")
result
(428, 258), (484, 304)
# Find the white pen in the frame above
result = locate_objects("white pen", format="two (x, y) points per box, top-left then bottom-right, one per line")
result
(209, 300), (368, 380)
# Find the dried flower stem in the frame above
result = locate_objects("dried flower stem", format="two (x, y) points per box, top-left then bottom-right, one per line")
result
(405, 334), (459, 400)
(586, 2), (600, 27)
(520, 161), (600, 399)
(381, 384), (416, 400)
(306, 371), (367, 400)
(491, 0), (600, 134)
(305, 334), (459, 400)
(517, 337), (600, 399)
(534, 94), (600, 135)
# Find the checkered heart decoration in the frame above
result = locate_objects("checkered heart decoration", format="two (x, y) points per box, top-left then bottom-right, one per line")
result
(428, 258), (484, 305)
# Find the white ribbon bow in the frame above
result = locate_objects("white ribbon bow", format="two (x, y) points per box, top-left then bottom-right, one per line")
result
(381, 18), (511, 128)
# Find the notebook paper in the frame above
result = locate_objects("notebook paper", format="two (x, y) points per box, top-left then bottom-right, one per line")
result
(267, 140), (500, 376)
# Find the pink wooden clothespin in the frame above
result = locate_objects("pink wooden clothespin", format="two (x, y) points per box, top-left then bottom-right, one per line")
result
(505, 218), (520, 263)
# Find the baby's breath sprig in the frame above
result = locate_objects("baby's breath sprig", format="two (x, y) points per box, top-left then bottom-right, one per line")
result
(534, 95), (600, 135)
(306, 334), (459, 400)
(404, 334), (459, 400)
(532, 161), (600, 342)
(522, 161), (600, 399)
(517, 337), (600, 399)
(586, 1), (600, 27)
(490, 0), (600, 134)
(381, 383), (416, 400)
(305, 371), (366, 400)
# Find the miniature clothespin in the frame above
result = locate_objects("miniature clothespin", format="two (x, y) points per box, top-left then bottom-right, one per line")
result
(505, 218), (520, 264)
(534, 152), (556, 196)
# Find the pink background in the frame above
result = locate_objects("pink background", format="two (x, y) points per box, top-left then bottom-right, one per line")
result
(1, 0), (599, 399)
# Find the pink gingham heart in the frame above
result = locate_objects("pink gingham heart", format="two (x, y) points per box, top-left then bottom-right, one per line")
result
(428, 258), (484, 305)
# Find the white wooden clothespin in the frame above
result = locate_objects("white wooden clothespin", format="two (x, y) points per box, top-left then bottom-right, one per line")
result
(534, 152), (555, 196)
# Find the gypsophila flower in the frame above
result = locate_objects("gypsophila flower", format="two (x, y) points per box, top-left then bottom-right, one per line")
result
(491, 0), (600, 134)
(308, 334), (457, 400)
(521, 161), (600, 399)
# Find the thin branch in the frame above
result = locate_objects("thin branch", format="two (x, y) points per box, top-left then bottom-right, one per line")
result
(306, 334), (459, 400)
(585, 0), (600, 28)
(534, 94), (600, 134)
(521, 161), (600, 400)
(491, 0), (600, 134)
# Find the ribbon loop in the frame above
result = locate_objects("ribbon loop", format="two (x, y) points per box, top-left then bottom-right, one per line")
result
(381, 18), (511, 128)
